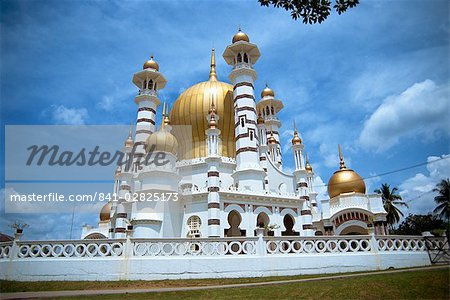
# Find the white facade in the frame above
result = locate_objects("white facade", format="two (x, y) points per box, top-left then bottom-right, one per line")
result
(82, 29), (388, 241)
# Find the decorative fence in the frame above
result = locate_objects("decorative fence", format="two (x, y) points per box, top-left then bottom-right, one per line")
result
(0, 235), (447, 260)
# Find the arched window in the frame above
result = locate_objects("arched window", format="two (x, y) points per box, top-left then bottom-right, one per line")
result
(243, 53), (248, 63)
(148, 80), (154, 90)
(143, 80), (147, 90)
(250, 131), (254, 141)
(187, 216), (201, 238)
(271, 106), (275, 115)
(240, 118), (245, 127)
(266, 106), (270, 115)
(237, 53), (242, 63)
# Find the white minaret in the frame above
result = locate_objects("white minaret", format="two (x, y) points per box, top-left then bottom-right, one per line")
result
(131, 56), (167, 159)
(223, 28), (265, 191)
(257, 84), (284, 169)
(257, 115), (269, 191)
(305, 153), (318, 208)
(205, 100), (221, 237)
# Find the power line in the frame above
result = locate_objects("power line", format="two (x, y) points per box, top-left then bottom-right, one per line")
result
(311, 156), (449, 189)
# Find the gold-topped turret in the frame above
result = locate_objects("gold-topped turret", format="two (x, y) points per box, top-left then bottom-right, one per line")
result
(291, 120), (302, 145)
(261, 83), (275, 98)
(305, 152), (313, 173)
(232, 27), (250, 43)
(143, 55), (159, 71)
(124, 125), (133, 148)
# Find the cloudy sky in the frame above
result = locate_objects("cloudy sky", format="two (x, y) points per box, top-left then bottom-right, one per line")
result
(1, 0), (449, 239)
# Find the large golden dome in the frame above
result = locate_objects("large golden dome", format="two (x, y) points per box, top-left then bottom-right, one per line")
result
(170, 49), (235, 159)
(327, 145), (366, 198)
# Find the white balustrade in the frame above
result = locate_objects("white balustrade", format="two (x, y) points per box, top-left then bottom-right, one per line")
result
(0, 236), (445, 260)
(11, 239), (125, 259)
(132, 238), (258, 256)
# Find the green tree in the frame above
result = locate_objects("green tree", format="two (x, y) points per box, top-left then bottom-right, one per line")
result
(393, 214), (447, 236)
(258, 0), (359, 24)
(433, 178), (450, 221)
(374, 183), (408, 231)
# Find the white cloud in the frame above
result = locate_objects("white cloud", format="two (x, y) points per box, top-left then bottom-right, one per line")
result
(313, 175), (328, 201)
(359, 79), (450, 152)
(51, 105), (89, 125)
(399, 154), (450, 215)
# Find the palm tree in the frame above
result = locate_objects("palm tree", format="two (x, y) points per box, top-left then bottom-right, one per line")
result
(374, 184), (408, 231)
(433, 179), (450, 221)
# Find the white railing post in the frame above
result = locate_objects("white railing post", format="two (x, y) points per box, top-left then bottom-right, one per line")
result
(124, 233), (133, 258)
(255, 228), (266, 256)
(369, 231), (378, 253)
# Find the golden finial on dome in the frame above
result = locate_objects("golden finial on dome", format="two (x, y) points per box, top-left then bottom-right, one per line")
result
(305, 152), (313, 173)
(261, 83), (275, 98)
(338, 144), (346, 169)
(208, 99), (218, 128)
(232, 26), (250, 43)
(124, 124), (133, 148)
(209, 48), (218, 81)
(292, 120), (302, 145)
(143, 55), (159, 71)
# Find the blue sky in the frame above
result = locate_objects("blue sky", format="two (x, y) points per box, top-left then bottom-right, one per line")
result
(1, 0), (449, 239)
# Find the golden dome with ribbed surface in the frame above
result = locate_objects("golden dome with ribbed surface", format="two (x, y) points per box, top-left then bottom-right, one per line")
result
(327, 145), (366, 198)
(232, 28), (250, 43)
(170, 49), (235, 159)
(143, 56), (159, 71)
(145, 127), (178, 155)
(99, 202), (111, 222)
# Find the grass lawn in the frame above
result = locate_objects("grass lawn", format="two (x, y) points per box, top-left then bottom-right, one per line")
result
(54, 268), (448, 300)
(1, 267), (449, 299)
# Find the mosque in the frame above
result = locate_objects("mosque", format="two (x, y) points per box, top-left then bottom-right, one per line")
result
(82, 29), (388, 240)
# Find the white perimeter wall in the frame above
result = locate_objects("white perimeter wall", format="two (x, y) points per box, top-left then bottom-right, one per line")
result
(0, 252), (430, 281)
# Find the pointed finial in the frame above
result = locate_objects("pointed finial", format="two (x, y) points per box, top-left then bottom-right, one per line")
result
(238, 25), (241, 32)
(209, 98), (216, 114)
(305, 152), (313, 172)
(338, 144), (346, 169)
(209, 48), (217, 81)
(293, 120), (297, 133)
(161, 102), (166, 126)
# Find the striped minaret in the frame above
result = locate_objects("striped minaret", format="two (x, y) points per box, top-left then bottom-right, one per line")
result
(131, 56), (167, 159)
(223, 28), (265, 191)
(205, 101), (221, 237)
(257, 115), (269, 190)
(257, 84), (284, 169)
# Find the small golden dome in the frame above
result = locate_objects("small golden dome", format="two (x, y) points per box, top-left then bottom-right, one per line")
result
(257, 114), (264, 124)
(305, 152), (313, 173)
(292, 132), (302, 145)
(143, 55), (159, 71)
(100, 202), (112, 222)
(124, 127), (133, 148)
(232, 28), (250, 43)
(268, 133), (276, 145)
(145, 129), (178, 155)
(261, 84), (275, 98)
(327, 145), (366, 198)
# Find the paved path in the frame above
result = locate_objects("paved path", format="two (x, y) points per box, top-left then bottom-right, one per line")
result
(1, 265), (448, 299)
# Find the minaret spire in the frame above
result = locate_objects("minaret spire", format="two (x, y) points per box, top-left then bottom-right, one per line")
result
(161, 101), (166, 126)
(209, 48), (218, 81)
(338, 144), (346, 169)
